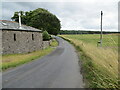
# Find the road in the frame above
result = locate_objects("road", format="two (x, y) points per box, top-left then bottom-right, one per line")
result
(2, 36), (84, 88)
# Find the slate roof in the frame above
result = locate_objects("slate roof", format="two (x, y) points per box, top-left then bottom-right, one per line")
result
(0, 20), (42, 32)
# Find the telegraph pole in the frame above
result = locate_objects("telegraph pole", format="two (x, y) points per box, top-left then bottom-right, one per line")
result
(100, 11), (103, 47)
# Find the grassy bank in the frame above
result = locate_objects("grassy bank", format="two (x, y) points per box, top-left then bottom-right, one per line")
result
(59, 35), (118, 88)
(50, 39), (58, 47)
(2, 39), (58, 70)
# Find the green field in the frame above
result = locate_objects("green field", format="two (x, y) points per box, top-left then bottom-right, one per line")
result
(60, 34), (119, 88)
(62, 34), (118, 50)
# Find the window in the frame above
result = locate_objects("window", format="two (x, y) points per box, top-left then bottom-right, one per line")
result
(14, 34), (16, 41)
(32, 34), (34, 40)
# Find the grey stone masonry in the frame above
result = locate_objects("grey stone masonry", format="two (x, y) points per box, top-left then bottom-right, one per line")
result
(2, 30), (43, 54)
(0, 20), (44, 54)
(0, 20), (53, 54)
(43, 41), (50, 49)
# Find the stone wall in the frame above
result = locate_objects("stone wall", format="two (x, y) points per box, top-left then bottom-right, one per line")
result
(2, 30), (43, 54)
(42, 40), (53, 49)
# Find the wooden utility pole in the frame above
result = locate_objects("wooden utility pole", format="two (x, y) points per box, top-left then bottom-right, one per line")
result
(100, 11), (103, 47)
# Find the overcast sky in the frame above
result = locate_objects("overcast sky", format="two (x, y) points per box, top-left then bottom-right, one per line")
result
(1, 0), (119, 31)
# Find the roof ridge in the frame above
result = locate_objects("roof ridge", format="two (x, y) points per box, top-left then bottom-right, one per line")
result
(1, 20), (42, 31)
(1, 20), (33, 27)
(0, 20), (17, 23)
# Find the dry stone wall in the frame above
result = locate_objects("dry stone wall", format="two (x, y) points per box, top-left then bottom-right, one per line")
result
(43, 40), (53, 49)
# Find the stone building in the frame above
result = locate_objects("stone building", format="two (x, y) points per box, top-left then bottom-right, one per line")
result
(0, 20), (43, 54)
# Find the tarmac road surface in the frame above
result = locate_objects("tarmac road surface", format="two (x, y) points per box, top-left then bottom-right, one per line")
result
(2, 36), (84, 88)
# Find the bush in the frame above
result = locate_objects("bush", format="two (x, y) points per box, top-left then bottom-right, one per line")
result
(49, 35), (53, 40)
(43, 31), (50, 41)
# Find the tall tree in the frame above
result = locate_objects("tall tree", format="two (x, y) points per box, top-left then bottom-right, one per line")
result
(11, 8), (61, 35)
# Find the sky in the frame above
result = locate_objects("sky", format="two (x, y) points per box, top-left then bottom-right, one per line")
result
(1, 0), (119, 31)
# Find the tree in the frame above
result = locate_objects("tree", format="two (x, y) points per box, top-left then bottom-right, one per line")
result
(11, 11), (26, 25)
(11, 8), (61, 35)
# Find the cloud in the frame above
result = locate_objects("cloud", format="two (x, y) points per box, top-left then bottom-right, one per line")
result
(1, 0), (119, 31)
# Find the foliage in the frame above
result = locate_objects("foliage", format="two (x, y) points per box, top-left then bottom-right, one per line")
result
(11, 11), (27, 25)
(49, 35), (53, 40)
(60, 35), (119, 88)
(11, 8), (61, 35)
(50, 39), (58, 47)
(60, 30), (119, 35)
(43, 31), (50, 41)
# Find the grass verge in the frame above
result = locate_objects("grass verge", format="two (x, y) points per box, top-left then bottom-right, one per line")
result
(2, 39), (58, 71)
(50, 39), (58, 47)
(59, 35), (118, 89)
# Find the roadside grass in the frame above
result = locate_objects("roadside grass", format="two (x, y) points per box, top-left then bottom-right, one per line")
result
(50, 39), (58, 47)
(2, 39), (58, 70)
(59, 35), (118, 88)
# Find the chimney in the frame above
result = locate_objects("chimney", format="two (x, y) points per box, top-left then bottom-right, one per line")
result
(18, 12), (22, 29)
